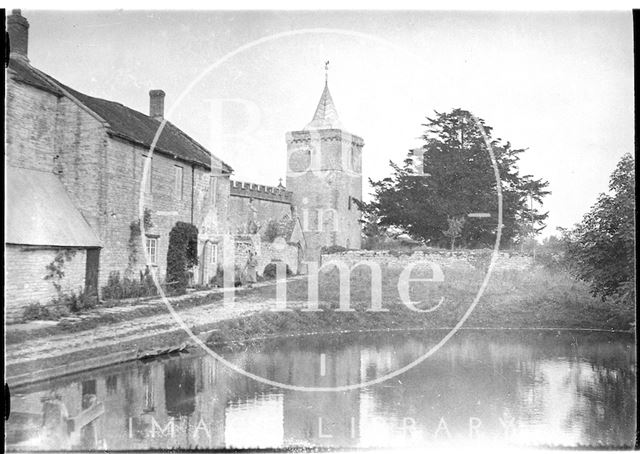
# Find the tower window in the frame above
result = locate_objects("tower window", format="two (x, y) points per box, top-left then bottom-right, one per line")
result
(348, 196), (352, 210)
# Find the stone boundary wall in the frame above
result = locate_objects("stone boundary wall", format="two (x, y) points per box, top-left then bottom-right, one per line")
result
(230, 180), (292, 204)
(320, 249), (533, 271)
(234, 235), (301, 276)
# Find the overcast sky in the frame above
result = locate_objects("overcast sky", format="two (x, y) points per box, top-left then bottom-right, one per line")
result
(23, 10), (633, 236)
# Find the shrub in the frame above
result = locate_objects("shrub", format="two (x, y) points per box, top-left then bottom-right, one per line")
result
(22, 302), (52, 322)
(101, 267), (158, 301)
(261, 220), (281, 243)
(102, 271), (121, 300)
(263, 261), (293, 279)
(166, 222), (199, 295)
(23, 289), (99, 321)
(320, 245), (348, 254)
(51, 290), (98, 313)
(535, 249), (568, 272)
(141, 267), (157, 296)
(467, 250), (493, 271)
(210, 264), (224, 287)
(209, 264), (245, 287)
(22, 300), (77, 322)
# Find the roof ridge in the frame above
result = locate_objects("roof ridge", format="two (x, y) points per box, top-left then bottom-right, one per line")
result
(23, 62), (110, 126)
(8, 57), (232, 173)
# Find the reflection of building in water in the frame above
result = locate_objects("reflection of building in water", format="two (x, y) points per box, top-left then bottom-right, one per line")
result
(8, 332), (636, 449)
(221, 342), (364, 447)
(11, 356), (231, 450)
(281, 344), (362, 447)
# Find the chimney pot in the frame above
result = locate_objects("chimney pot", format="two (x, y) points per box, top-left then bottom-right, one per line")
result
(149, 89), (165, 120)
(7, 9), (30, 61)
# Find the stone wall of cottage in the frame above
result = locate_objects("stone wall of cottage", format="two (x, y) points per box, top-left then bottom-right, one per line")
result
(102, 137), (227, 287)
(6, 72), (231, 297)
(195, 175), (232, 284)
(55, 96), (109, 234)
(5, 76), (106, 314)
(5, 77), (60, 172)
(232, 235), (301, 277)
(5, 77), (109, 232)
(5, 246), (87, 323)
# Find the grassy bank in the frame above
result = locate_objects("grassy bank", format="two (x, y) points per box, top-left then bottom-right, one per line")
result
(7, 264), (634, 347)
(206, 264), (635, 347)
(6, 263), (634, 385)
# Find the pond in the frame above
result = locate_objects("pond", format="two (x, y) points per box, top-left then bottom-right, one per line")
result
(7, 330), (636, 450)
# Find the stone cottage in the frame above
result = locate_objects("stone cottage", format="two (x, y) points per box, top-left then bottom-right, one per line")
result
(5, 10), (364, 320)
(5, 10), (235, 320)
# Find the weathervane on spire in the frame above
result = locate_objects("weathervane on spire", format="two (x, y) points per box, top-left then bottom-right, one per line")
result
(325, 60), (330, 84)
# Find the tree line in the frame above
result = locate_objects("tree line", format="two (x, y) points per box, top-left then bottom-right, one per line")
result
(357, 108), (635, 307)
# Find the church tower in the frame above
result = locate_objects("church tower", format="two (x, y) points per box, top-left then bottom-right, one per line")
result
(286, 69), (363, 261)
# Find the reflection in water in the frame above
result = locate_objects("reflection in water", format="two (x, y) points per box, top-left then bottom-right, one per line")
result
(7, 330), (636, 449)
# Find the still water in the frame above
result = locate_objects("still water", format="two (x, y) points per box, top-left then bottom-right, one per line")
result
(7, 330), (637, 450)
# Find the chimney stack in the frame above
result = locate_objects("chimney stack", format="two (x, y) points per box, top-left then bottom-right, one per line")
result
(7, 9), (29, 61)
(149, 90), (165, 121)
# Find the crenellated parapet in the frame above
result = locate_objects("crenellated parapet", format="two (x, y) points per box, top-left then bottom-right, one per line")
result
(230, 180), (293, 204)
(286, 129), (364, 147)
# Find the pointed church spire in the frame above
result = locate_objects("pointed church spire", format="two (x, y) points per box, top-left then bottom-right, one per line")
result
(325, 60), (329, 84)
(304, 62), (343, 131)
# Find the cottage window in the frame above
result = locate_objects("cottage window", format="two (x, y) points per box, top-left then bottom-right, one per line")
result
(146, 237), (158, 265)
(174, 165), (183, 200)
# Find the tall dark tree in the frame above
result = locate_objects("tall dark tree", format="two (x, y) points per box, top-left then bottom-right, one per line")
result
(361, 109), (550, 248)
(166, 222), (199, 294)
(563, 153), (635, 304)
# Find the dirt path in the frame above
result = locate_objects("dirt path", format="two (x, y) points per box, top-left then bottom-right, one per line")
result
(5, 296), (279, 366)
(5, 275), (311, 368)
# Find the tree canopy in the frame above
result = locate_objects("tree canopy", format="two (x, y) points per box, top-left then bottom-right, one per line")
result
(359, 109), (550, 248)
(563, 153), (635, 304)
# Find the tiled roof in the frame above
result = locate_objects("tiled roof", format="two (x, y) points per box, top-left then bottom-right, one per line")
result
(7, 58), (232, 173)
(6, 166), (102, 248)
(304, 81), (343, 131)
(7, 57), (64, 96)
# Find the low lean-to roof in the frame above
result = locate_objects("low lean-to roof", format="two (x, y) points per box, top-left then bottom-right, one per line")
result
(7, 58), (232, 174)
(6, 167), (102, 248)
